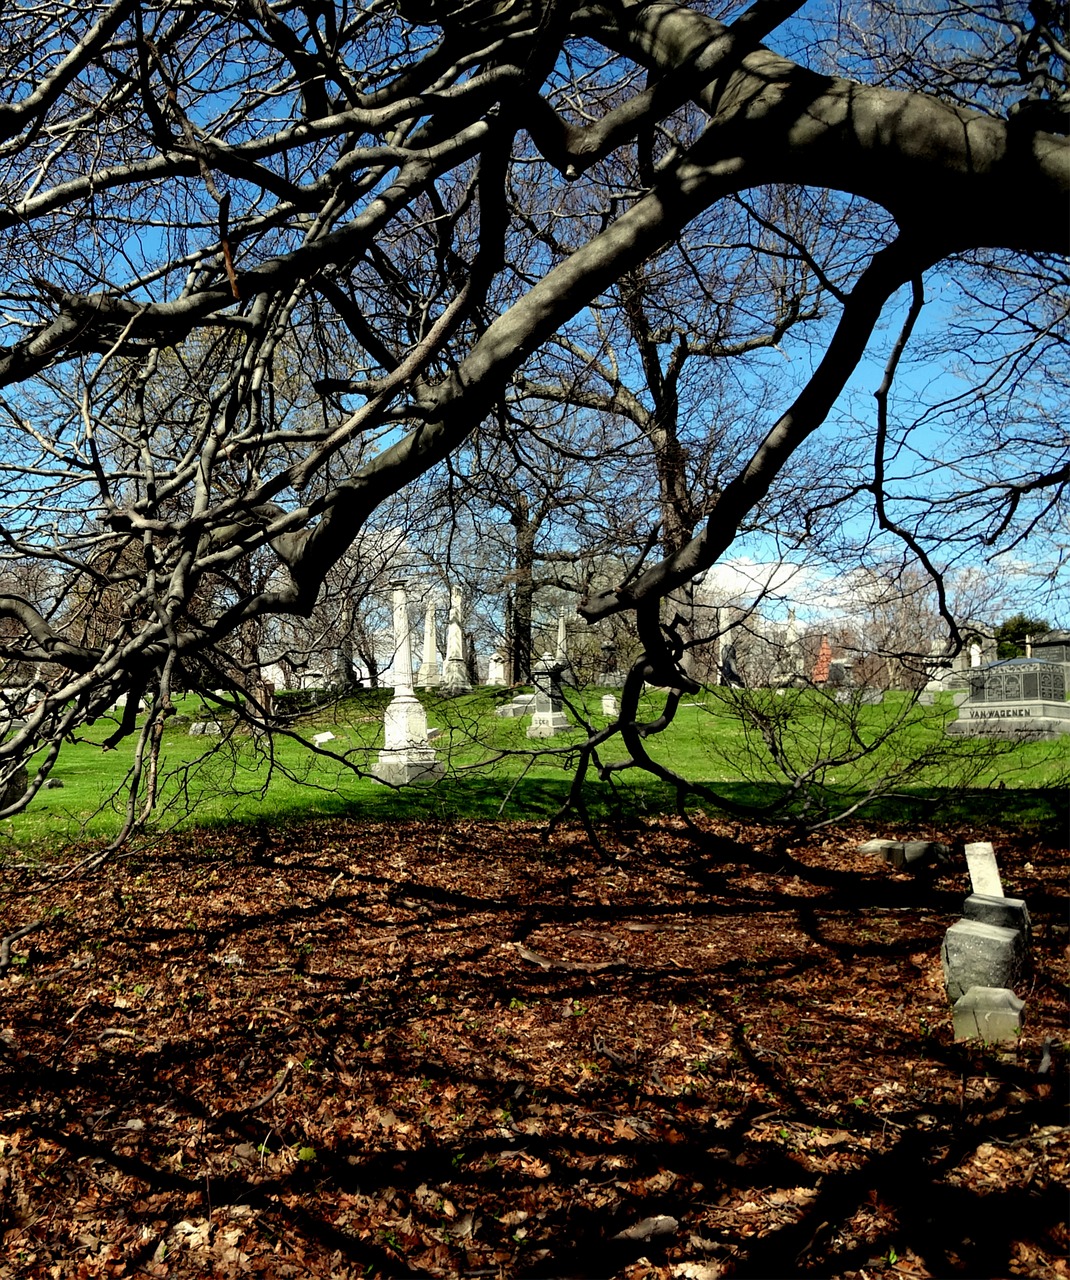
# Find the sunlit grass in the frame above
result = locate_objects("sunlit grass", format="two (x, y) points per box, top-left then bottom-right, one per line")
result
(6, 684), (1065, 853)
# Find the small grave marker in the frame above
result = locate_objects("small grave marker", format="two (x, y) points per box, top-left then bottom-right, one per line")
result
(965, 841), (1003, 897)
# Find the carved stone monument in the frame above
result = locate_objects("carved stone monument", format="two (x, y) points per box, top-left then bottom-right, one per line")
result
(946, 659), (1070, 738)
(526, 652), (571, 738)
(375, 582), (443, 785)
(441, 584), (471, 696)
(415, 596), (441, 689)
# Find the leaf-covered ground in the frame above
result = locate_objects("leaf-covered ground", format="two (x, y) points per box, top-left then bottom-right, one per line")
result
(1, 817), (1066, 1279)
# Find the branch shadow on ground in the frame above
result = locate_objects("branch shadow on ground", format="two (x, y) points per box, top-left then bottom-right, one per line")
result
(1, 822), (1065, 1278)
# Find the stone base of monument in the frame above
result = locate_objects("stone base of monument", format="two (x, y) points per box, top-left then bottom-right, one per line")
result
(373, 749), (444, 785)
(946, 698), (1070, 738)
(952, 986), (1025, 1043)
(527, 711), (571, 738)
(963, 893), (1032, 945)
(373, 693), (443, 785)
(941, 919), (1025, 1003)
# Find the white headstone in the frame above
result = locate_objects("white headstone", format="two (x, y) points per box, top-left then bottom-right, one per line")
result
(964, 841), (1003, 898)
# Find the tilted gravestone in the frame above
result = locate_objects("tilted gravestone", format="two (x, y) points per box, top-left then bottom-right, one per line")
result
(941, 919), (1025, 1002)
(965, 841), (1003, 897)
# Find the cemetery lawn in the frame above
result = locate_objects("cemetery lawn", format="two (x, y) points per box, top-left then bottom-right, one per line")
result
(0, 817), (1067, 1279)
(4, 687), (1067, 853)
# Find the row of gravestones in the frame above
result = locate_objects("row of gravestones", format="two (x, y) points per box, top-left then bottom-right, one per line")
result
(862, 836), (1030, 1042)
(495, 663), (622, 740)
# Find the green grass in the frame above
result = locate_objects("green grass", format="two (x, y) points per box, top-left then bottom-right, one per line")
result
(4, 685), (1066, 853)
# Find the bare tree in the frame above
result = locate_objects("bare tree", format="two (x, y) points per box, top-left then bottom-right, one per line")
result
(0, 0), (1064, 837)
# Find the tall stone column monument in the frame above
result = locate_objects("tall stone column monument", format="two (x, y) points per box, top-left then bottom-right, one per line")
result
(375, 582), (443, 785)
(415, 595), (441, 688)
(441, 583), (471, 696)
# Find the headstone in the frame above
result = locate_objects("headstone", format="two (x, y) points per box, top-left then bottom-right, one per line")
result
(486, 652), (508, 685)
(963, 894), (1031, 945)
(827, 658), (853, 688)
(415, 597), (441, 688)
(374, 582), (443, 785)
(441, 584), (471, 696)
(311, 731), (335, 746)
(964, 841), (1003, 897)
(527, 653), (571, 738)
(601, 694), (620, 717)
(946, 659), (1070, 738)
(941, 919), (1024, 1002)
(952, 987), (1025, 1043)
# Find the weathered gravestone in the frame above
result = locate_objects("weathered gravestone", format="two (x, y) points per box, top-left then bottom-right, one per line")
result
(963, 893), (1031, 945)
(441, 584), (471, 697)
(527, 653), (570, 738)
(941, 919), (1025, 1003)
(952, 986), (1025, 1044)
(0, 765), (27, 809)
(965, 841), (1003, 897)
(601, 694), (620, 717)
